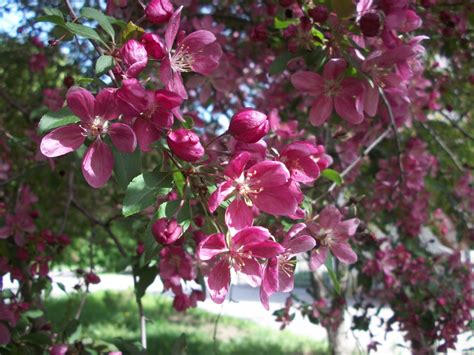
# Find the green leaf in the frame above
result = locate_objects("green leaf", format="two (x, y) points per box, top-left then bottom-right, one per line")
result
(63, 319), (81, 340)
(321, 169), (343, 185)
(157, 200), (192, 232)
(325, 253), (341, 294)
(66, 22), (107, 46)
(81, 7), (115, 40)
(122, 170), (173, 217)
(182, 115), (195, 129)
(269, 51), (294, 75)
(121, 21), (145, 42)
(44, 7), (64, 18)
(35, 15), (66, 27)
(56, 282), (68, 294)
(22, 331), (52, 345)
(38, 108), (80, 134)
(95, 55), (115, 76)
(172, 170), (186, 197)
(112, 147), (141, 190)
(274, 17), (298, 30)
(135, 266), (157, 299)
(22, 309), (44, 319)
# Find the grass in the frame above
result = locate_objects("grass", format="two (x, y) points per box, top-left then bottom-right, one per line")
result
(44, 291), (327, 355)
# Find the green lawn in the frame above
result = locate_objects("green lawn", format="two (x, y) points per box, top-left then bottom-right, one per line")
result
(45, 291), (327, 355)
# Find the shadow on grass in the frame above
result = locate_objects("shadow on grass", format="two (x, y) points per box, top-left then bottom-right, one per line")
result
(45, 290), (328, 355)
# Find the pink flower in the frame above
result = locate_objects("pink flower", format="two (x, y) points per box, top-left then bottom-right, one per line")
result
(117, 79), (182, 151)
(160, 7), (223, 98)
(85, 272), (101, 284)
(40, 87), (136, 188)
(198, 227), (285, 303)
(152, 218), (183, 245)
(291, 58), (365, 126)
(279, 141), (332, 184)
(141, 33), (167, 60)
(159, 246), (196, 282)
(0, 213), (36, 246)
(167, 128), (204, 162)
(208, 152), (303, 232)
(50, 344), (68, 355)
(145, 0), (173, 24)
(228, 108), (269, 143)
(260, 223), (315, 309)
(308, 206), (360, 270)
(120, 39), (148, 78)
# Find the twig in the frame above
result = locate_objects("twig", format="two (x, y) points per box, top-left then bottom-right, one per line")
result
(71, 199), (127, 257)
(132, 270), (147, 349)
(419, 121), (464, 173)
(213, 302), (225, 355)
(440, 111), (474, 141)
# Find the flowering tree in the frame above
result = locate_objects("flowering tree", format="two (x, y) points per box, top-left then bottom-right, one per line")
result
(0, 0), (472, 354)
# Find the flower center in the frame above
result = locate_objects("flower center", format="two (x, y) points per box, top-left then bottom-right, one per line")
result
(170, 45), (194, 72)
(88, 116), (109, 138)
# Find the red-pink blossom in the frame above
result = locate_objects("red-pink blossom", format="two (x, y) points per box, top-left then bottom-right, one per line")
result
(119, 39), (148, 78)
(167, 128), (204, 162)
(228, 108), (269, 143)
(145, 0), (173, 24)
(152, 218), (183, 245)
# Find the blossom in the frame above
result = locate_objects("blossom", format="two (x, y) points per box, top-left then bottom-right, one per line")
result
(228, 108), (269, 143)
(198, 227), (284, 303)
(260, 223), (315, 309)
(159, 7), (223, 98)
(291, 58), (365, 126)
(145, 0), (173, 24)
(308, 206), (359, 270)
(40, 87), (137, 188)
(208, 152), (303, 232)
(152, 218), (183, 245)
(167, 128), (205, 162)
(119, 39), (148, 78)
(159, 246), (196, 282)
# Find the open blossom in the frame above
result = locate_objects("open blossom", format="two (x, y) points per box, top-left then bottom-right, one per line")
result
(40, 87), (137, 188)
(159, 7), (223, 98)
(291, 58), (365, 126)
(208, 152), (303, 232)
(198, 226), (284, 303)
(159, 246), (196, 283)
(309, 206), (360, 270)
(279, 141), (332, 184)
(260, 223), (315, 309)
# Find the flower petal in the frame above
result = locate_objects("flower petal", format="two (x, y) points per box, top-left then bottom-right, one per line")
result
(66, 87), (95, 124)
(310, 247), (328, 271)
(81, 139), (113, 188)
(225, 198), (253, 233)
(133, 119), (162, 152)
(165, 7), (182, 50)
(239, 257), (262, 287)
(286, 235), (316, 255)
(198, 233), (227, 261)
(247, 161), (290, 189)
(207, 258), (230, 304)
(323, 58), (347, 80)
(331, 241), (357, 264)
(40, 125), (85, 158)
(109, 123), (137, 153)
(180, 30), (216, 54)
(290, 71), (325, 95)
(95, 88), (119, 120)
(309, 95), (333, 126)
(191, 42), (222, 75)
(208, 180), (235, 213)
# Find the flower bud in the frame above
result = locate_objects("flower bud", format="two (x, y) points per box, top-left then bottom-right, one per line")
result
(141, 33), (167, 60)
(167, 129), (205, 162)
(120, 39), (148, 78)
(85, 272), (101, 285)
(359, 12), (381, 37)
(145, 0), (173, 24)
(152, 218), (183, 245)
(308, 5), (328, 24)
(229, 108), (269, 143)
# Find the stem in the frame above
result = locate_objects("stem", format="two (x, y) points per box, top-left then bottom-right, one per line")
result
(204, 132), (228, 150)
(440, 111), (474, 141)
(133, 269), (147, 349)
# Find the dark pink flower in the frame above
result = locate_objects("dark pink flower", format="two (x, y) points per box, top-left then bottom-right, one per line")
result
(198, 226), (284, 303)
(208, 152), (303, 232)
(152, 218), (183, 245)
(120, 39), (148, 78)
(279, 141), (332, 184)
(309, 206), (359, 270)
(159, 246), (196, 282)
(50, 344), (69, 355)
(228, 108), (269, 143)
(159, 7), (223, 98)
(260, 223), (315, 309)
(85, 272), (101, 284)
(167, 128), (204, 162)
(40, 87), (137, 188)
(141, 33), (167, 60)
(145, 0), (173, 24)
(291, 58), (365, 126)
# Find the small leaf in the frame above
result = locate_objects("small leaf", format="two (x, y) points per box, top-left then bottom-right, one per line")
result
(81, 7), (115, 40)
(121, 21), (145, 42)
(35, 15), (66, 27)
(269, 51), (294, 75)
(182, 115), (195, 129)
(122, 170), (173, 217)
(66, 22), (107, 46)
(173, 170), (186, 197)
(63, 319), (81, 340)
(95, 55), (115, 76)
(44, 7), (64, 18)
(38, 108), (80, 134)
(23, 309), (44, 319)
(321, 169), (343, 185)
(274, 17), (298, 30)
(135, 266), (157, 299)
(112, 147), (141, 190)
(56, 282), (68, 294)
(325, 253), (341, 294)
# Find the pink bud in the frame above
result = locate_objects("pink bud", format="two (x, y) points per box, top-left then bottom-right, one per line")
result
(359, 12), (381, 37)
(141, 33), (167, 60)
(229, 108), (269, 143)
(85, 272), (101, 285)
(136, 240), (145, 256)
(308, 5), (328, 24)
(145, 0), (173, 24)
(120, 39), (148, 78)
(167, 129), (205, 162)
(152, 218), (183, 245)
(50, 344), (68, 355)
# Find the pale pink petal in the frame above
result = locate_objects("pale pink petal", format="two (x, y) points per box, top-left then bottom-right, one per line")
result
(180, 30), (216, 53)
(225, 198), (253, 233)
(191, 42), (222, 75)
(198, 233), (227, 261)
(335, 218), (360, 240)
(40, 125), (85, 158)
(318, 205), (341, 229)
(66, 87), (95, 124)
(286, 235), (316, 254)
(239, 257), (262, 287)
(81, 139), (113, 188)
(247, 161), (290, 189)
(207, 258), (230, 304)
(290, 71), (325, 95)
(331, 241), (357, 264)
(232, 226), (272, 247)
(208, 180), (235, 213)
(310, 247), (328, 270)
(108, 123), (137, 153)
(224, 152), (251, 179)
(252, 185), (299, 216)
(309, 95), (333, 126)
